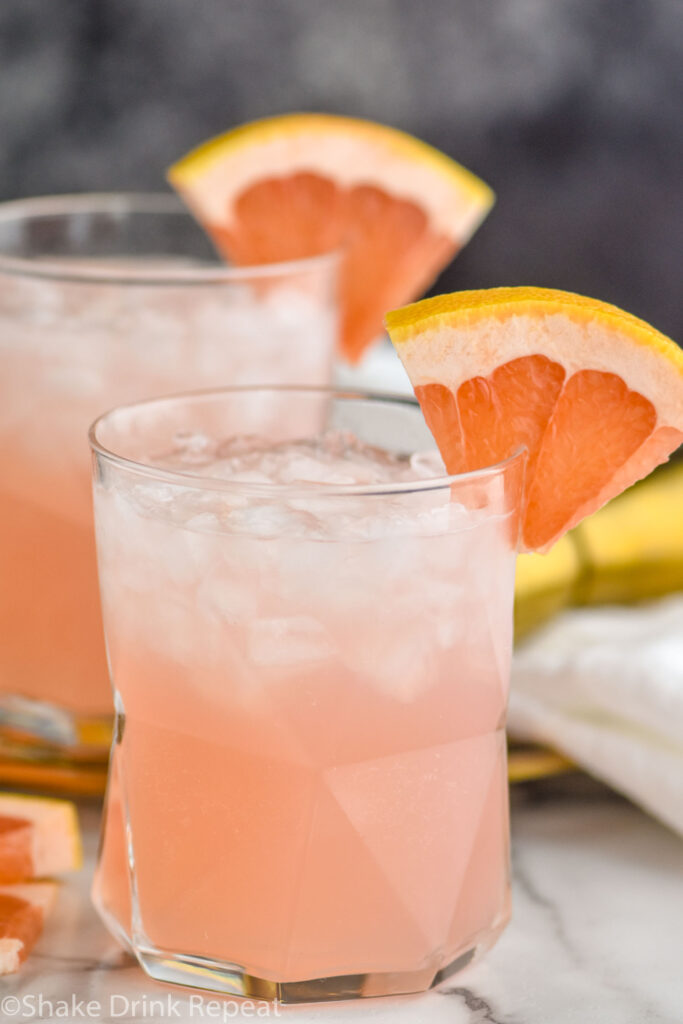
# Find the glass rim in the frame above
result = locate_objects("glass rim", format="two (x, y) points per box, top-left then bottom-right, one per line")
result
(89, 385), (527, 499)
(0, 192), (342, 286)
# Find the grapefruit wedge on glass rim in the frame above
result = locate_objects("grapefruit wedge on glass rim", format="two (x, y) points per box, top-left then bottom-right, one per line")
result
(168, 113), (494, 362)
(385, 287), (683, 552)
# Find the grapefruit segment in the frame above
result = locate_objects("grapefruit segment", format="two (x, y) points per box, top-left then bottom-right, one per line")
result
(168, 113), (494, 362)
(0, 816), (33, 883)
(0, 881), (58, 974)
(210, 172), (343, 263)
(525, 370), (656, 548)
(386, 288), (683, 551)
(0, 793), (81, 883)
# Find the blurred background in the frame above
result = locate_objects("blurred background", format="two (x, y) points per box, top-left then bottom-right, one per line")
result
(0, 0), (681, 338)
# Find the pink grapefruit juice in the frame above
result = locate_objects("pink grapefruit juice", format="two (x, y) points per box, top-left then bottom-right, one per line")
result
(0, 458), (110, 715)
(91, 392), (522, 997)
(0, 196), (337, 738)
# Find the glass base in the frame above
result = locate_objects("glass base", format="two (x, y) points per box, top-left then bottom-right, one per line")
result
(93, 737), (512, 1003)
(94, 867), (509, 1003)
(133, 938), (498, 1003)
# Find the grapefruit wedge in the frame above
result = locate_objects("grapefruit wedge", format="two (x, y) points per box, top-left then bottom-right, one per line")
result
(385, 288), (683, 551)
(168, 113), (494, 362)
(0, 793), (81, 884)
(0, 881), (58, 974)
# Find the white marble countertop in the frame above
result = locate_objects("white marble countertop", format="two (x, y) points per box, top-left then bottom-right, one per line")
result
(3, 782), (682, 1024)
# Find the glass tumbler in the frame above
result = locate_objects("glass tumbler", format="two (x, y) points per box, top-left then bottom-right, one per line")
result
(0, 195), (338, 753)
(90, 386), (524, 1002)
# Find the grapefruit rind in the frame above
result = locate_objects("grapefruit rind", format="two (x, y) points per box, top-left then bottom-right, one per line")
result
(168, 113), (495, 242)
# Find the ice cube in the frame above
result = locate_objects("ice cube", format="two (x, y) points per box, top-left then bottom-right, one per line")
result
(247, 617), (336, 667)
(345, 625), (435, 703)
(228, 504), (304, 538)
(197, 576), (257, 624)
(186, 512), (221, 534)
(409, 450), (446, 478)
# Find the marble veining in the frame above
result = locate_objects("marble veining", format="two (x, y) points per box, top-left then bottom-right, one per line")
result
(2, 785), (682, 1024)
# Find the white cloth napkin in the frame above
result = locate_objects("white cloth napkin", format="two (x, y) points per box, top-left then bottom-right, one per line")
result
(509, 594), (683, 836)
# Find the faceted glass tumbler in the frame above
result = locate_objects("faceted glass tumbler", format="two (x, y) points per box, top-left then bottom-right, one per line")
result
(90, 387), (524, 1002)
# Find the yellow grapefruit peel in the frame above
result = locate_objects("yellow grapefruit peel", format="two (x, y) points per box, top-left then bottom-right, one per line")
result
(385, 287), (683, 375)
(169, 112), (494, 220)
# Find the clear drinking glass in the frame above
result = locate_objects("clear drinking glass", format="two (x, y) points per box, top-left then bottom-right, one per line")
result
(0, 195), (338, 753)
(90, 386), (525, 1002)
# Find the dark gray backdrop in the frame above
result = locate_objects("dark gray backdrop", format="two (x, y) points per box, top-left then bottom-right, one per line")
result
(1, 0), (681, 338)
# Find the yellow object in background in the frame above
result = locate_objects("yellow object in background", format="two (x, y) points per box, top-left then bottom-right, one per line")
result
(515, 459), (683, 640)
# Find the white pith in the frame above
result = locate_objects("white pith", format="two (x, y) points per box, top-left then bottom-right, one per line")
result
(396, 312), (683, 429)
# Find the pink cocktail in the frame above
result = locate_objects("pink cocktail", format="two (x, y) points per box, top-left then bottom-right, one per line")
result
(0, 196), (337, 748)
(91, 387), (524, 1002)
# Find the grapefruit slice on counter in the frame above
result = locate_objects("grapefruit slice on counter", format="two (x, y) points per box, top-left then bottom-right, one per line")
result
(0, 881), (58, 974)
(0, 793), (82, 884)
(385, 287), (683, 551)
(168, 113), (494, 362)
